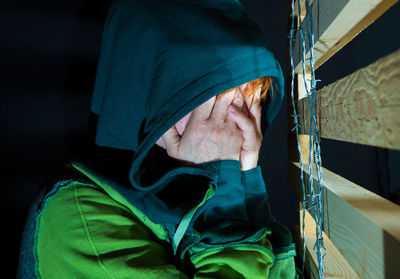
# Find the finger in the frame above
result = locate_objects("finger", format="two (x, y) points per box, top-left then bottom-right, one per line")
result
(228, 105), (258, 145)
(210, 88), (237, 124)
(249, 101), (262, 134)
(244, 86), (261, 111)
(226, 107), (240, 131)
(231, 88), (248, 117)
(190, 96), (216, 122)
(162, 125), (181, 155)
(155, 137), (166, 149)
(175, 112), (192, 136)
(244, 88), (262, 133)
(241, 98), (249, 117)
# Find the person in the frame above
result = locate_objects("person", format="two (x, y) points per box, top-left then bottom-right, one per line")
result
(18, 0), (298, 278)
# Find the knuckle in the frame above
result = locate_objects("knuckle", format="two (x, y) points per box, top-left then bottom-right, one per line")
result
(198, 120), (208, 129)
(190, 120), (206, 133)
(211, 124), (224, 136)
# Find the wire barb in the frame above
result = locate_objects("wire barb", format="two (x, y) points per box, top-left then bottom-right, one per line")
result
(289, 0), (325, 277)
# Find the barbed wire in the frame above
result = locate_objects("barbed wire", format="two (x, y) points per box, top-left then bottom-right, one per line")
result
(289, 0), (326, 278)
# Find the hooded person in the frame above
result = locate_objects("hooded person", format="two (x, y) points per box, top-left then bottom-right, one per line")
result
(18, 0), (298, 278)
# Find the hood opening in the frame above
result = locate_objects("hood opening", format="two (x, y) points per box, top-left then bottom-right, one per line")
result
(90, 0), (285, 193)
(140, 144), (181, 187)
(130, 74), (281, 192)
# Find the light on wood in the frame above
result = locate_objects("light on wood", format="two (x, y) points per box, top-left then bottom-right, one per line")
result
(297, 74), (314, 166)
(297, 49), (400, 150)
(293, 0), (399, 73)
(294, 0), (314, 22)
(293, 162), (400, 279)
(298, 209), (360, 279)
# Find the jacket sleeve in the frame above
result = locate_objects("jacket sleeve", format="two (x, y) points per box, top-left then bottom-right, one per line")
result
(183, 160), (297, 279)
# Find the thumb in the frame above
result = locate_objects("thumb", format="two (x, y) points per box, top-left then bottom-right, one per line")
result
(162, 125), (181, 156)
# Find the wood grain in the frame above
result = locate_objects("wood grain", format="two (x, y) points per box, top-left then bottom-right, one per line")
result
(297, 49), (400, 150)
(297, 210), (360, 279)
(293, 0), (399, 73)
(297, 74), (314, 165)
(293, 162), (400, 279)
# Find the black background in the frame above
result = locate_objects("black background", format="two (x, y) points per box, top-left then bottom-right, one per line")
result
(3, 0), (399, 276)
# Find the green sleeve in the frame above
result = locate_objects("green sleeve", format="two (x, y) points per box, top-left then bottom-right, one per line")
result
(35, 182), (188, 279)
(190, 239), (274, 278)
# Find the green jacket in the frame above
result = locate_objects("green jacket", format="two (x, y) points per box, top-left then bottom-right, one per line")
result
(19, 0), (297, 277)
(19, 161), (296, 278)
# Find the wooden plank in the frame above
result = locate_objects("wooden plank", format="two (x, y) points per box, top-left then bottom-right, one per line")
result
(297, 210), (360, 279)
(293, 0), (399, 73)
(292, 162), (400, 279)
(297, 49), (400, 150)
(296, 74), (314, 166)
(297, 73), (310, 99)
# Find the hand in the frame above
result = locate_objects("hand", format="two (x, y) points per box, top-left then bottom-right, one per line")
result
(161, 89), (244, 165)
(227, 89), (263, 171)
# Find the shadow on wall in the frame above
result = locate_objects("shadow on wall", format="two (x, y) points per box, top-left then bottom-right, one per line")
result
(2, 0), (112, 276)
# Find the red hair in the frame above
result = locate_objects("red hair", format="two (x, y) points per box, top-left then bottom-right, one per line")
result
(220, 76), (272, 107)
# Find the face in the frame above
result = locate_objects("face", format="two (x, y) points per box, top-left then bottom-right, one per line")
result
(156, 81), (250, 148)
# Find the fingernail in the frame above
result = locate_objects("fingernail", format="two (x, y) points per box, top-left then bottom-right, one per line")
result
(233, 99), (242, 106)
(229, 105), (236, 112)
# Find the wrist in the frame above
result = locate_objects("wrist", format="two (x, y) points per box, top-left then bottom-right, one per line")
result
(240, 154), (259, 171)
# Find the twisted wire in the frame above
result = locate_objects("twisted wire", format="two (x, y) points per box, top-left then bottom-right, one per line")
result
(289, 0), (326, 277)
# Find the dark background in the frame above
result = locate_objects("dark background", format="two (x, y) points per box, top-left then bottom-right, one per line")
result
(3, 0), (399, 276)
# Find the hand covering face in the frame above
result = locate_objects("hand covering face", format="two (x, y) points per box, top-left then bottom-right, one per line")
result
(90, 0), (284, 190)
